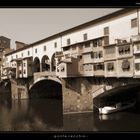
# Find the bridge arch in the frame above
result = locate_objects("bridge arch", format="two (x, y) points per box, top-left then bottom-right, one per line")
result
(33, 57), (40, 72)
(93, 83), (140, 107)
(29, 77), (62, 99)
(41, 55), (50, 72)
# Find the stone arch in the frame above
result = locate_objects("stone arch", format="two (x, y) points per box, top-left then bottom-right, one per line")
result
(41, 55), (50, 72)
(33, 57), (40, 72)
(51, 53), (56, 72)
(29, 77), (62, 99)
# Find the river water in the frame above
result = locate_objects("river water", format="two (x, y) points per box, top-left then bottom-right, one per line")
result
(0, 98), (140, 132)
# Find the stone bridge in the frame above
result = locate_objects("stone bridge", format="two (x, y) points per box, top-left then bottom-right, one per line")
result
(9, 74), (140, 114)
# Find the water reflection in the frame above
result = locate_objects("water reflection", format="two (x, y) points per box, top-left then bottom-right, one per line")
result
(0, 98), (63, 131)
(1, 97), (140, 131)
(93, 107), (140, 131)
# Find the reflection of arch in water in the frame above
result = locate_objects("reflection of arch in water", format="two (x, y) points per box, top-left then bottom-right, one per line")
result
(33, 57), (40, 72)
(41, 55), (50, 72)
(51, 53), (56, 72)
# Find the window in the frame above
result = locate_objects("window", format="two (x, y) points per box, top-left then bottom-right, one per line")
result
(61, 66), (65, 72)
(107, 63), (114, 71)
(54, 42), (57, 48)
(122, 59), (130, 71)
(91, 52), (94, 58)
(21, 53), (23, 57)
(0, 58), (1, 61)
(67, 38), (71, 45)
(23, 70), (26, 74)
(99, 51), (103, 58)
(19, 70), (22, 74)
(118, 45), (130, 55)
(104, 36), (109, 46)
(104, 27), (109, 35)
(44, 46), (46, 51)
(57, 67), (59, 72)
(98, 39), (102, 46)
(28, 51), (30, 56)
(63, 46), (70, 51)
(35, 49), (37, 53)
(131, 18), (138, 28)
(16, 55), (18, 58)
(23, 63), (26, 67)
(79, 55), (82, 59)
(93, 40), (98, 47)
(83, 33), (88, 41)
(29, 64), (32, 67)
(85, 42), (90, 48)
(136, 44), (140, 50)
(94, 63), (104, 71)
(135, 63), (140, 71)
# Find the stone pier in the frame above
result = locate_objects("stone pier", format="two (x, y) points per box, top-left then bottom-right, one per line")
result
(10, 78), (30, 99)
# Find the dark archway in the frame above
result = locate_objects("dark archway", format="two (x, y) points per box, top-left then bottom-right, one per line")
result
(33, 57), (40, 72)
(51, 53), (56, 72)
(29, 79), (62, 99)
(41, 55), (50, 72)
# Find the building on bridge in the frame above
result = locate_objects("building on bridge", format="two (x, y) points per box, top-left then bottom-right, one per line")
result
(2, 8), (140, 114)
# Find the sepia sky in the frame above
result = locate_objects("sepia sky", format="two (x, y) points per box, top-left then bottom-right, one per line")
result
(0, 8), (121, 48)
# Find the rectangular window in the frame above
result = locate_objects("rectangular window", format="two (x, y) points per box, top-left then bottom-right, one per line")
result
(16, 55), (18, 58)
(98, 39), (102, 46)
(35, 48), (37, 53)
(0, 58), (2, 61)
(85, 42), (90, 48)
(11, 56), (13, 60)
(135, 63), (140, 71)
(44, 46), (46, 51)
(136, 44), (140, 50)
(99, 51), (103, 58)
(93, 40), (98, 47)
(28, 51), (30, 56)
(21, 53), (23, 57)
(131, 18), (138, 28)
(23, 69), (26, 74)
(54, 42), (57, 48)
(104, 36), (109, 46)
(67, 38), (71, 45)
(83, 33), (88, 41)
(104, 27), (109, 35)
(23, 63), (26, 67)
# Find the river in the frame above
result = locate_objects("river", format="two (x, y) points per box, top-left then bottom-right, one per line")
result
(0, 98), (140, 131)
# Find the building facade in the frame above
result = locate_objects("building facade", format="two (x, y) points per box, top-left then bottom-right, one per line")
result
(2, 8), (140, 80)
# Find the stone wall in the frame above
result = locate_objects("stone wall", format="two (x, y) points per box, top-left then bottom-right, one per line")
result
(10, 78), (30, 100)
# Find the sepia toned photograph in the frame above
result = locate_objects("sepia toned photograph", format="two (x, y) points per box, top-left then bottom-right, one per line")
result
(0, 7), (140, 132)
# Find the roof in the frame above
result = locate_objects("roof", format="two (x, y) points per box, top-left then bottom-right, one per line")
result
(5, 8), (135, 56)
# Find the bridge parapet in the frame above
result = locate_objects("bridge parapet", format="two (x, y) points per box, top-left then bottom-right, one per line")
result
(34, 71), (56, 81)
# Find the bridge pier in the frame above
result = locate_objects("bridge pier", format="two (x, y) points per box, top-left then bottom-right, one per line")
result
(10, 78), (30, 100)
(62, 77), (104, 114)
